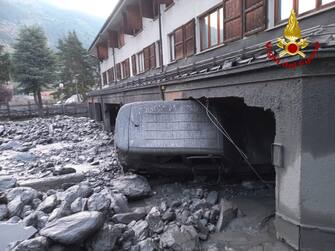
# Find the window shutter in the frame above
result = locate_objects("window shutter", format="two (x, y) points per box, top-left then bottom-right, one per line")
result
(108, 31), (118, 48)
(174, 27), (184, 60)
(184, 19), (195, 57)
(132, 55), (137, 75)
(157, 41), (162, 66)
(149, 43), (156, 69)
(107, 67), (114, 83)
(143, 47), (150, 71)
(97, 44), (108, 61)
(244, 0), (266, 35)
(140, 0), (154, 19)
(102, 72), (107, 85)
(116, 63), (121, 80)
(224, 0), (243, 42)
(125, 59), (130, 78)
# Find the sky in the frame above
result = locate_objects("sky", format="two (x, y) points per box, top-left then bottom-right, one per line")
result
(45, 0), (119, 18)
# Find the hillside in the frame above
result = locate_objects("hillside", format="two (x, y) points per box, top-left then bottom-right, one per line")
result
(0, 0), (105, 51)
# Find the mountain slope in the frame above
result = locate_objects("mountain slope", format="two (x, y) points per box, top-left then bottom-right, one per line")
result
(0, 0), (105, 51)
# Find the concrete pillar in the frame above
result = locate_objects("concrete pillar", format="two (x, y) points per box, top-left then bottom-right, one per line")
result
(102, 103), (112, 132)
(276, 77), (335, 250)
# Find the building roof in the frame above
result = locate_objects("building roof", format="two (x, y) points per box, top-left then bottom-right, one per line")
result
(88, 22), (335, 97)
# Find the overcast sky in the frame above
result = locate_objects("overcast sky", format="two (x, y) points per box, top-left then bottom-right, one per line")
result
(46, 0), (119, 18)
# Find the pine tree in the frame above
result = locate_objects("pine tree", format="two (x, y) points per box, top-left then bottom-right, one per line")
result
(56, 31), (99, 100)
(12, 26), (55, 116)
(0, 45), (10, 85)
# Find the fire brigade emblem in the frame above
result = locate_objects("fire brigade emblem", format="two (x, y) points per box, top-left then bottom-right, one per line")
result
(277, 10), (309, 58)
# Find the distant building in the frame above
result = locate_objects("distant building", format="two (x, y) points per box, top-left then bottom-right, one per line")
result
(88, 1), (335, 250)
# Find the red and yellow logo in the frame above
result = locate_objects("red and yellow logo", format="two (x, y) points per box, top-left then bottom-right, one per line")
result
(277, 10), (309, 58)
(266, 10), (320, 69)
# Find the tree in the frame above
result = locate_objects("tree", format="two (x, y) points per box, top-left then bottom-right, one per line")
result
(56, 31), (99, 100)
(12, 26), (55, 116)
(0, 45), (11, 85)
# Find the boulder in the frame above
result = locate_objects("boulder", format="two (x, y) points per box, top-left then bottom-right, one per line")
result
(207, 191), (218, 205)
(70, 197), (87, 213)
(0, 204), (8, 220)
(6, 187), (38, 205)
(162, 208), (176, 222)
(135, 238), (158, 251)
(109, 192), (129, 213)
(110, 175), (151, 200)
(0, 177), (17, 192)
(112, 208), (146, 224)
(8, 197), (24, 218)
(87, 192), (111, 214)
(23, 211), (48, 230)
(146, 207), (164, 234)
(86, 224), (123, 251)
(61, 184), (93, 205)
(40, 211), (104, 245)
(37, 194), (59, 213)
(131, 220), (148, 241)
(216, 199), (238, 232)
(160, 224), (199, 251)
(11, 236), (49, 251)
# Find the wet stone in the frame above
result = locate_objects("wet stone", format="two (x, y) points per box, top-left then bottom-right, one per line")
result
(112, 208), (147, 224)
(40, 211), (104, 245)
(0, 176), (17, 192)
(0, 204), (8, 220)
(110, 175), (151, 200)
(11, 236), (49, 251)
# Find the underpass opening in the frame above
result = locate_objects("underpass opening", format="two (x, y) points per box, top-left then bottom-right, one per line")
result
(105, 103), (121, 131)
(94, 103), (103, 122)
(207, 97), (276, 183)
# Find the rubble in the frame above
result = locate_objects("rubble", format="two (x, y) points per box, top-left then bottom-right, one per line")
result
(0, 116), (279, 250)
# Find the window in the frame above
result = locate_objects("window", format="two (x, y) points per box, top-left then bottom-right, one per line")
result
(107, 67), (114, 83)
(137, 51), (145, 73)
(169, 34), (175, 61)
(121, 59), (130, 79)
(164, 0), (174, 8)
(200, 7), (224, 50)
(276, 0), (335, 23)
(169, 19), (195, 61)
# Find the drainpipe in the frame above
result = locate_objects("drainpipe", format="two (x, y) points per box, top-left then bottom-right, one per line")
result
(158, 1), (164, 73)
(158, 1), (165, 101)
(112, 47), (117, 85)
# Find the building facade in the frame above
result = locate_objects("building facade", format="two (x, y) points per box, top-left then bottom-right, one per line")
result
(88, 0), (335, 250)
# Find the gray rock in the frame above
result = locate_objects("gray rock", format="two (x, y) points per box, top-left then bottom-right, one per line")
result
(0, 177), (17, 192)
(0, 204), (8, 220)
(37, 194), (59, 213)
(132, 220), (148, 241)
(112, 208), (147, 224)
(207, 191), (218, 205)
(61, 184), (93, 205)
(87, 192), (111, 213)
(216, 199), (238, 232)
(23, 211), (48, 230)
(146, 207), (164, 234)
(162, 208), (176, 222)
(8, 197), (24, 218)
(160, 224), (199, 251)
(11, 152), (37, 162)
(70, 197), (87, 213)
(11, 236), (48, 251)
(110, 175), (151, 199)
(7, 216), (21, 223)
(53, 167), (76, 176)
(86, 224), (123, 251)
(191, 199), (211, 212)
(0, 192), (7, 204)
(110, 192), (129, 213)
(48, 201), (72, 222)
(136, 238), (158, 251)
(6, 187), (38, 205)
(31, 198), (42, 210)
(40, 211), (104, 245)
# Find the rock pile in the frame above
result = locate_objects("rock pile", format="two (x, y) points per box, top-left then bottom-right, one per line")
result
(0, 173), (238, 251)
(0, 116), (120, 181)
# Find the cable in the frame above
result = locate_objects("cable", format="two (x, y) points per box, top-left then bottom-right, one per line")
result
(192, 98), (271, 188)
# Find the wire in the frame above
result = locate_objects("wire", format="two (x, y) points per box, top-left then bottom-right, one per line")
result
(192, 98), (271, 188)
